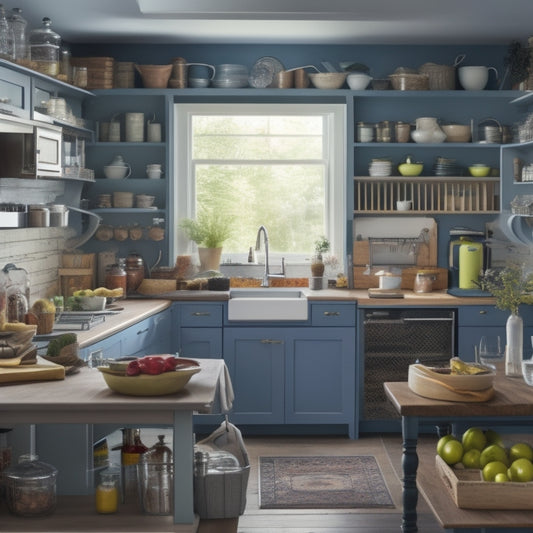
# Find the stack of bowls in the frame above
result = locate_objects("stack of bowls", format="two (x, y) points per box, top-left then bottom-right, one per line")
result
(433, 157), (459, 176)
(212, 64), (249, 88)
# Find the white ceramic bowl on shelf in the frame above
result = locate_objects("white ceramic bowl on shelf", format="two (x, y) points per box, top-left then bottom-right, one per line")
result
(103, 165), (131, 180)
(308, 72), (347, 90)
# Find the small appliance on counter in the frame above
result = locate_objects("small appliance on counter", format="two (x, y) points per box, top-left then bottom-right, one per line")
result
(447, 227), (487, 295)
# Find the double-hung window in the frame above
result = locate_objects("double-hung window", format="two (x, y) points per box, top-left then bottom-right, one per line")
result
(173, 102), (346, 264)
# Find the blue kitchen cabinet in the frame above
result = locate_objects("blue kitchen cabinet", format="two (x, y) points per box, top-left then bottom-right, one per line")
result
(175, 302), (224, 358)
(79, 308), (172, 363)
(224, 301), (357, 437)
(224, 327), (286, 425)
(457, 305), (533, 361)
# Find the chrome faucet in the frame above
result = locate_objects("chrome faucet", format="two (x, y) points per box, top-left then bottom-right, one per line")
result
(255, 225), (285, 287)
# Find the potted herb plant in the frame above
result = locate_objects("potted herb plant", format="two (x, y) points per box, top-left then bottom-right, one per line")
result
(311, 236), (330, 278)
(179, 210), (233, 271)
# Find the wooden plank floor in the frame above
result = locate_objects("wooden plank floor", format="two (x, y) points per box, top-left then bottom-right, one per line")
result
(235, 434), (445, 532)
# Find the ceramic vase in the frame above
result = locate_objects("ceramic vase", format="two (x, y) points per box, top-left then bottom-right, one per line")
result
(198, 247), (222, 272)
(411, 117), (447, 143)
(505, 312), (523, 377)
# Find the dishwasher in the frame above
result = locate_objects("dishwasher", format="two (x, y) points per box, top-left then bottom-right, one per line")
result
(362, 308), (456, 421)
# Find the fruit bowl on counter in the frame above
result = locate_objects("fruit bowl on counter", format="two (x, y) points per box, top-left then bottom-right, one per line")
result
(98, 356), (201, 396)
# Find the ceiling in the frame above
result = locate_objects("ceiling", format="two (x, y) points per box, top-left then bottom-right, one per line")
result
(13, 0), (533, 46)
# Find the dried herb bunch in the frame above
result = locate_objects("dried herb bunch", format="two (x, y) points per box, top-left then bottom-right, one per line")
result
(505, 41), (531, 86)
(477, 264), (533, 315)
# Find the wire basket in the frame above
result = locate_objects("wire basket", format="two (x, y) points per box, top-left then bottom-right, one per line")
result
(418, 63), (456, 90)
(510, 195), (533, 215)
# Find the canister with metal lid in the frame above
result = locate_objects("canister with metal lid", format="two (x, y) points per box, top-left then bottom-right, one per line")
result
(47, 204), (69, 227)
(414, 270), (437, 293)
(28, 205), (50, 227)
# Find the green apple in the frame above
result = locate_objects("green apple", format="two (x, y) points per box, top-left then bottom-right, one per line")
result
(508, 458), (533, 482)
(509, 442), (533, 462)
(462, 427), (487, 452)
(483, 461), (508, 481)
(480, 444), (509, 468)
(462, 448), (481, 469)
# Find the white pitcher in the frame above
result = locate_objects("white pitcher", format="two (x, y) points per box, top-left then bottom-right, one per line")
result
(458, 66), (498, 91)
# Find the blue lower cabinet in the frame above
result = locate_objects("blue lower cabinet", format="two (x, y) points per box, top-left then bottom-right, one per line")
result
(224, 326), (356, 437)
(179, 327), (222, 358)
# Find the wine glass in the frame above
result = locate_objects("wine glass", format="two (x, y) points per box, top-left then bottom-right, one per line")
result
(478, 336), (504, 371)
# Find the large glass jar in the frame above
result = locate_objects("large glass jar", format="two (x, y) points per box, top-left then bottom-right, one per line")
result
(10, 7), (27, 62)
(29, 17), (61, 77)
(125, 252), (145, 293)
(3, 454), (58, 517)
(3, 263), (30, 323)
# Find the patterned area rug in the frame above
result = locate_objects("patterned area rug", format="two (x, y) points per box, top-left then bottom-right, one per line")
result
(259, 455), (395, 509)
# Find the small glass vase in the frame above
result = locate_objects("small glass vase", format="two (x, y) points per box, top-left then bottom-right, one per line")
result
(505, 312), (523, 377)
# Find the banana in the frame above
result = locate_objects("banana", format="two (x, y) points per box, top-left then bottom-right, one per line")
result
(450, 357), (488, 375)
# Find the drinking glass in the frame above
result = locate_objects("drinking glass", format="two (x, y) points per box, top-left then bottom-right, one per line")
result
(477, 335), (504, 370)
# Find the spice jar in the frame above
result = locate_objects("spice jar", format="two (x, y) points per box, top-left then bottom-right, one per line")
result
(4, 454), (58, 517)
(414, 270), (436, 293)
(105, 260), (127, 297)
(95, 470), (119, 514)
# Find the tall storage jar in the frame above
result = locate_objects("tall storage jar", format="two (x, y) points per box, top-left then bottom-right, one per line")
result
(29, 17), (61, 76)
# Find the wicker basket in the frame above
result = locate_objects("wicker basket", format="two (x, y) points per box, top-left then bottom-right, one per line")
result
(71, 57), (114, 89)
(418, 63), (456, 90)
(135, 64), (173, 88)
(389, 73), (429, 91)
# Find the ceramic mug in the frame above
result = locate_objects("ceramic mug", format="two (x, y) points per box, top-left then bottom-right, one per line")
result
(146, 164), (163, 179)
(147, 122), (162, 142)
(458, 66), (498, 91)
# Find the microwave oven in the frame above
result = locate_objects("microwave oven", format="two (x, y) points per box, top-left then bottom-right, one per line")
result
(0, 121), (62, 178)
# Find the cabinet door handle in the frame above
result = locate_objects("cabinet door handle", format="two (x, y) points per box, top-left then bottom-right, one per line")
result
(136, 328), (149, 335)
(479, 310), (487, 315)
(323, 311), (340, 317)
(260, 339), (283, 344)
(192, 312), (211, 317)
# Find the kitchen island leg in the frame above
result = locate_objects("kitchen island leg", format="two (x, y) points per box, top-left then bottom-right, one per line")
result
(173, 410), (195, 524)
(401, 415), (420, 533)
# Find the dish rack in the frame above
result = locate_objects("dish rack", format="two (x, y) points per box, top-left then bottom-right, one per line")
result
(368, 229), (429, 266)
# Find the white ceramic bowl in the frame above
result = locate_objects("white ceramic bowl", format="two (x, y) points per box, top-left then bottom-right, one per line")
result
(77, 296), (106, 311)
(346, 73), (372, 90)
(308, 72), (347, 90)
(104, 165), (130, 180)
(441, 124), (471, 143)
(396, 200), (412, 211)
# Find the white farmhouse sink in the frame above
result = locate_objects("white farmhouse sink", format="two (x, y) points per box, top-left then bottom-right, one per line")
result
(228, 288), (308, 321)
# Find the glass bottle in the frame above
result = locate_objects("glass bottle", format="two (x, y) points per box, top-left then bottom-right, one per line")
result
(95, 471), (119, 514)
(10, 7), (27, 62)
(505, 312), (523, 377)
(59, 45), (72, 83)
(29, 17), (61, 77)
(0, 4), (13, 60)
(120, 428), (147, 504)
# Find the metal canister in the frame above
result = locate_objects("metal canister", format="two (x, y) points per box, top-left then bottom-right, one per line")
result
(28, 205), (50, 227)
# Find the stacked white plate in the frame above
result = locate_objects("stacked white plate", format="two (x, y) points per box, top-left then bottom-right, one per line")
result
(212, 64), (249, 88)
(369, 159), (392, 177)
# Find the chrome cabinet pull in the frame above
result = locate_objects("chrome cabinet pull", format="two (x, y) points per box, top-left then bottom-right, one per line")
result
(260, 339), (283, 344)
(323, 311), (340, 316)
(479, 310), (487, 315)
(192, 312), (211, 317)
(137, 328), (149, 335)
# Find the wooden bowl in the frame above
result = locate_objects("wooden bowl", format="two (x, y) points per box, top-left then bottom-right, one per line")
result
(98, 363), (201, 396)
(135, 64), (173, 88)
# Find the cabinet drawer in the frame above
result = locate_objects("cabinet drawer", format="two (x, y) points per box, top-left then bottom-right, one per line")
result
(179, 303), (223, 327)
(311, 303), (356, 327)
(458, 306), (508, 327)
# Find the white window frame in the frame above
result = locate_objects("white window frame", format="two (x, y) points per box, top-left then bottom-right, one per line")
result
(172, 102), (346, 263)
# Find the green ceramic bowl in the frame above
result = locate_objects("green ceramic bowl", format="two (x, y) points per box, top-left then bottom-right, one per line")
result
(398, 163), (423, 176)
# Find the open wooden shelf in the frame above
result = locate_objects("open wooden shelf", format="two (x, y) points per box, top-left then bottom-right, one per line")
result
(354, 176), (500, 214)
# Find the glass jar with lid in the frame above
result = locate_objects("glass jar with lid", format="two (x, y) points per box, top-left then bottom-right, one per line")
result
(105, 259), (127, 297)
(125, 252), (145, 293)
(29, 17), (61, 77)
(3, 454), (58, 517)
(413, 270), (437, 293)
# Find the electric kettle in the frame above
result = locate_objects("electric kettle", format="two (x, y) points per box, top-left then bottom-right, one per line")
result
(458, 242), (483, 289)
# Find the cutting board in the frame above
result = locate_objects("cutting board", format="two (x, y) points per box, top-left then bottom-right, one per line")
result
(0, 357), (65, 384)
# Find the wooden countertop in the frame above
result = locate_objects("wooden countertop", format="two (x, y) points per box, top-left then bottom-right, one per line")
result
(149, 288), (496, 306)
(72, 299), (171, 349)
(0, 358), (226, 424)
(384, 371), (533, 418)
